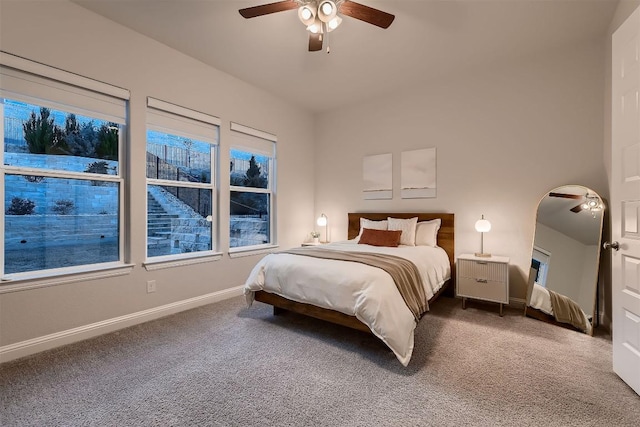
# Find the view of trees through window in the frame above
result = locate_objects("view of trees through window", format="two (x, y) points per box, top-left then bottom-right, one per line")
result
(3, 99), (121, 275)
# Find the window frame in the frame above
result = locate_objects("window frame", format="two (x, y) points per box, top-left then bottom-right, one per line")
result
(228, 122), (277, 255)
(143, 97), (221, 267)
(0, 52), (131, 284)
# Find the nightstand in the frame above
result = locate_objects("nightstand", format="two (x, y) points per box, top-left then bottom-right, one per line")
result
(456, 254), (509, 316)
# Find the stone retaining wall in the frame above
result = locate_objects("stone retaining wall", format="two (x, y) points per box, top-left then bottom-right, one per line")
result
(5, 215), (118, 249)
(4, 153), (119, 216)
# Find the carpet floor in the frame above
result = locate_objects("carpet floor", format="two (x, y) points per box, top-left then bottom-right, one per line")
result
(1, 295), (638, 426)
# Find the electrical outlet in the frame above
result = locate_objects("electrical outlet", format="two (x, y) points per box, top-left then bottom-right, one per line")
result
(146, 280), (157, 293)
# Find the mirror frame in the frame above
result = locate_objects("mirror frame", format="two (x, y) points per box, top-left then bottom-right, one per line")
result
(525, 185), (605, 336)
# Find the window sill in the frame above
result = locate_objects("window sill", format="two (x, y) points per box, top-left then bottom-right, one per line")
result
(228, 245), (279, 259)
(143, 252), (223, 271)
(0, 263), (135, 294)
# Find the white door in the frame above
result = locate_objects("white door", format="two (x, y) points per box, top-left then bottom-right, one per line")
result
(611, 5), (640, 396)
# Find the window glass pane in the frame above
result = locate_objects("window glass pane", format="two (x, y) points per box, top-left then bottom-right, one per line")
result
(3, 99), (119, 174)
(230, 149), (269, 189)
(146, 129), (211, 183)
(4, 174), (119, 274)
(147, 185), (212, 257)
(230, 191), (270, 248)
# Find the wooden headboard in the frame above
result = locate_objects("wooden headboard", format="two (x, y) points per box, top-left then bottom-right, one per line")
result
(348, 212), (455, 280)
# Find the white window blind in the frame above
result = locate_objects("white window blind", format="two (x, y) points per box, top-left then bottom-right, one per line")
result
(230, 122), (276, 156)
(147, 97), (220, 143)
(0, 53), (128, 124)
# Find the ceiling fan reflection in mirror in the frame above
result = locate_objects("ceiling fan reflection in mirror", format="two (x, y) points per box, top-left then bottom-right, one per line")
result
(549, 191), (603, 215)
(239, 0), (395, 53)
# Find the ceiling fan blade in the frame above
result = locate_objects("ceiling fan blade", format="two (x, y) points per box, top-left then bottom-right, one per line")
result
(571, 204), (584, 213)
(309, 33), (324, 52)
(239, 1), (299, 19)
(339, 1), (395, 29)
(549, 192), (583, 200)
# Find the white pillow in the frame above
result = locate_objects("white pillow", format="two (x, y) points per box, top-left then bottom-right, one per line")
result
(387, 217), (418, 246)
(415, 218), (441, 247)
(356, 218), (388, 239)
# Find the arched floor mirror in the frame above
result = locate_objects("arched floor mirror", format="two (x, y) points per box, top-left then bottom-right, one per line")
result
(524, 185), (604, 335)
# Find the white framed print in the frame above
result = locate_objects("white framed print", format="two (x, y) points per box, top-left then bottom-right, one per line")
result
(401, 148), (436, 198)
(363, 153), (392, 200)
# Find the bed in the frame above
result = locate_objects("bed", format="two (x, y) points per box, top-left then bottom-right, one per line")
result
(243, 212), (455, 366)
(525, 281), (592, 335)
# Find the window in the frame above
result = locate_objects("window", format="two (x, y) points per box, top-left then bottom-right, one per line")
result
(1, 54), (128, 278)
(229, 122), (276, 250)
(146, 98), (219, 260)
(532, 246), (551, 287)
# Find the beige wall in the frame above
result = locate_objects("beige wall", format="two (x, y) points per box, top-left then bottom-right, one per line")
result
(0, 1), (316, 348)
(314, 38), (608, 303)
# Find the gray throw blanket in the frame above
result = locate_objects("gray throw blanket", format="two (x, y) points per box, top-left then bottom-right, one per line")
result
(548, 289), (589, 333)
(280, 247), (429, 320)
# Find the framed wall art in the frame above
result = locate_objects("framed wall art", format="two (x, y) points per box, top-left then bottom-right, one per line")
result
(362, 153), (392, 200)
(401, 148), (436, 198)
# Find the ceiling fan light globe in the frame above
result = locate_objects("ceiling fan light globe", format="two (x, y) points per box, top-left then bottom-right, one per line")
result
(318, 0), (337, 22)
(307, 23), (322, 34)
(298, 5), (315, 26)
(321, 2), (334, 15)
(327, 16), (342, 31)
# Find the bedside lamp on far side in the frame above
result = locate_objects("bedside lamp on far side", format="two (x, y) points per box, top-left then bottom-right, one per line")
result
(474, 215), (492, 258)
(317, 213), (328, 243)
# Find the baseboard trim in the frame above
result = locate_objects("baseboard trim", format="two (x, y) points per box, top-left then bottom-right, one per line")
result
(0, 286), (244, 364)
(510, 297), (526, 307)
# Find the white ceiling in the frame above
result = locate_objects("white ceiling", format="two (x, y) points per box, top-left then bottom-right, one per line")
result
(73, 0), (618, 113)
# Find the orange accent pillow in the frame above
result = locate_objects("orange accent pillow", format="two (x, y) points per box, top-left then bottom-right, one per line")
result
(358, 228), (402, 247)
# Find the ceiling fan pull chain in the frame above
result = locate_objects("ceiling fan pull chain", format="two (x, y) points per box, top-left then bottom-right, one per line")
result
(324, 22), (331, 53)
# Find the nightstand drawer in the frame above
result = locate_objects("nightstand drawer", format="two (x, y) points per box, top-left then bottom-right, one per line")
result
(457, 276), (508, 304)
(458, 259), (507, 282)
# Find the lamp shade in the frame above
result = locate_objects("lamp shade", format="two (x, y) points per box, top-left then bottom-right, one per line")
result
(474, 215), (492, 257)
(475, 217), (491, 233)
(317, 213), (328, 227)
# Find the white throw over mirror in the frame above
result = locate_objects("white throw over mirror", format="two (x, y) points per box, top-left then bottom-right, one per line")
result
(525, 185), (604, 335)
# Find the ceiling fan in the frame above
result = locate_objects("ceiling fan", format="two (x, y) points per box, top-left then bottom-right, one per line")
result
(549, 192), (603, 213)
(239, 0), (395, 52)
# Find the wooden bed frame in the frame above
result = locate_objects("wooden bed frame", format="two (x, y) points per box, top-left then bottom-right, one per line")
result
(254, 212), (455, 333)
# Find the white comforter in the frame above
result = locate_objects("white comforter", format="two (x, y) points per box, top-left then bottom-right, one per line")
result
(530, 283), (554, 316)
(243, 240), (451, 366)
(529, 282), (592, 334)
